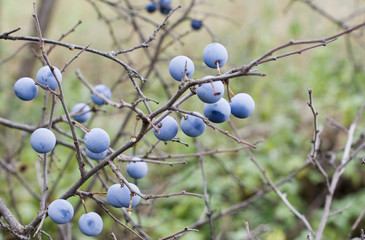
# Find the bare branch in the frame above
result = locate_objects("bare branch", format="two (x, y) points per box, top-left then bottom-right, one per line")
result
(197, 142), (215, 239)
(0, 198), (26, 236)
(246, 149), (315, 236)
(315, 103), (365, 240)
(159, 227), (199, 240)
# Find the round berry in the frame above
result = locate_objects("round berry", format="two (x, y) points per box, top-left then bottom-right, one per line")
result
(71, 103), (91, 123)
(146, 2), (157, 13)
(86, 148), (108, 161)
(203, 98), (231, 123)
(78, 212), (103, 236)
(169, 56), (195, 81)
(159, 0), (171, 14)
(196, 76), (224, 103)
(230, 93), (255, 118)
(13, 77), (38, 101)
(84, 128), (110, 153)
(30, 128), (56, 153)
(191, 19), (203, 30)
(160, 5), (171, 14)
(36, 66), (62, 90)
(106, 184), (128, 208)
(153, 115), (179, 141)
(127, 157), (148, 179)
(128, 183), (141, 207)
(106, 183), (141, 208)
(202, 43), (228, 68)
(91, 84), (112, 105)
(180, 112), (206, 137)
(48, 199), (74, 224)
(159, 0), (171, 5)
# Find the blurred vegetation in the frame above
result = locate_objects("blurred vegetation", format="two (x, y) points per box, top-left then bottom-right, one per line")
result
(1, 0), (365, 239)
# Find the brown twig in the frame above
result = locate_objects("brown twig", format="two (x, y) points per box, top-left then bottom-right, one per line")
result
(244, 221), (252, 240)
(159, 227), (199, 240)
(315, 103), (365, 240)
(197, 142), (215, 240)
(47, 20), (83, 55)
(228, 21), (365, 74)
(60, 42), (91, 73)
(246, 149), (315, 236)
(33, 2), (87, 176)
(306, 89), (330, 190)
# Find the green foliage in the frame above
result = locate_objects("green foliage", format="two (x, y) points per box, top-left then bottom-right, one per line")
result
(1, 0), (365, 239)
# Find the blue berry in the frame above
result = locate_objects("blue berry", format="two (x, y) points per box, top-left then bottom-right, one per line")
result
(106, 184), (128, 208)
(230, 93), (255, 118)
(169, 56), (195, 81)
(146, 2), (157, 13)
(106, 183), (141, 208)
(159, 0), (171, 14)
(86, 148), (108, 161)
(91, 84), (112, 105)
(160, 5), (171, 14)
(191, 19), (203, 30)
(180, 112), (206, 137)
(30, 128), (56, 153)
(203, 98), (231, 123)
(84, 128), (110, 153)
(14, 77), (38, 101)
(125, 183), (141, 207)
(36, 66), (62, 90)
(48, 199), (74, 224)
(202, 43), (228, 68)
(159, 0), (171, 5)
(71, 103), (91, 123)
(78, 212), (103, 236)
(153, 115), (179, 141)
(196, 76), (224, 103)
(127, 158), (148, 179)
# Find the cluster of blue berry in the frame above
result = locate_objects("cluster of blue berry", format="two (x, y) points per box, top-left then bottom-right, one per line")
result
(153, 43), (255, 142)
(13, 65), (149, 236)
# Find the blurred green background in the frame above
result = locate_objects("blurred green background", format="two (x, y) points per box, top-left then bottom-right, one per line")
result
(1, 0), (365, 239)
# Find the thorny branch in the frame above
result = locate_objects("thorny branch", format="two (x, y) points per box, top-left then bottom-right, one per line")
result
(315, 103), (365, 240)
(307, 89), (330, 190)
(0, 1), (364, 239)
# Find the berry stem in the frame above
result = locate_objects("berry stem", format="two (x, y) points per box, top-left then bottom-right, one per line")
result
(177, 111), (187, 120)
(224, 79), (235, 102)
(209, 80), (220, 96)
(91, 192), (107, 195)
(132, 116), (141, 142)
(80, 195), (88, 213)
(228, 86), (235, 98)
(72, 121), (90, 133)
(147, 118), (160, 134)
(216, 61), (221, 75)
(127, 195), (134, 215)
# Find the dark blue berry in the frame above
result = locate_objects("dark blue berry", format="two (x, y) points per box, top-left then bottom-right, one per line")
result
(191, 19), (203, 30)
(146, 2), (157, 13)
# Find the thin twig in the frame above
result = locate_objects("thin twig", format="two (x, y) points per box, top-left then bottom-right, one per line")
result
(198, 142), (215, 240)
(0, 158), (41, 200)
(315, 103), (365, 240)
(33, 3), (86, 177)
(228, 21), (365, 74)
(159, 227), (199, 240)
(47, 20), (83, 55)
(307, 89), (330, 190)
(144, 146), (249, 160)
(347, 206), (365, 239)
(246, 149), (315, 236)
(244, 221), (252, 240)
(60, 42), (92, 72)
